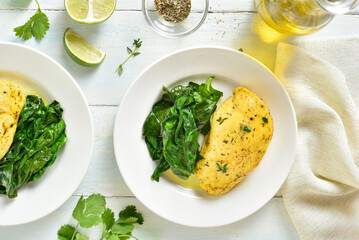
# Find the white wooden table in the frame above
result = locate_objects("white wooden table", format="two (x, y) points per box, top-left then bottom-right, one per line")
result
(1, 1), (359, 239)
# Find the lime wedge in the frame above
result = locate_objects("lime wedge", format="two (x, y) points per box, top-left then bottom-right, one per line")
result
(65, 0), (116, 24)
(63, 28), (105, 67)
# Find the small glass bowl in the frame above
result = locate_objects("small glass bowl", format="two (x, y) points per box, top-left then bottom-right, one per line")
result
(142, 0), (209, 37)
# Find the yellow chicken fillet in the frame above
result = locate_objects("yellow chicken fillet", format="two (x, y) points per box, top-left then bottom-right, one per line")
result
(0, 79), (26, 160)
(195, 87), (273, 195)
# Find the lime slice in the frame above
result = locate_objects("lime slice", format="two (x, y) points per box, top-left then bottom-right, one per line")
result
(65, 0), (116, 24)
(63, 28), (105, 67)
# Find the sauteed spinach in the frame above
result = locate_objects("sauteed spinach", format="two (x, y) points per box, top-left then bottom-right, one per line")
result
(0, 95), (67, 198)
(143, 77), (223, 181)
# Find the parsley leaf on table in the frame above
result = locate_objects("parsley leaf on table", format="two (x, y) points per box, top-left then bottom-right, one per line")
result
(57, 194), (144, 240)
(58, 225), (76, 240)
(57, 225), (89, 240)
(111, 223), (134, 235)
(102, 208), (116, 231)
(73, 194), (106, 228)
(104, 205), (144, 240)
(13, 0), (49, 41)
(75, 234), (89, 240)
(118, 205), (144, 225)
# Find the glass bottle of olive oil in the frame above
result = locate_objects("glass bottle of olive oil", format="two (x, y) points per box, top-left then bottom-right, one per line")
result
(255, 0), (359, 35)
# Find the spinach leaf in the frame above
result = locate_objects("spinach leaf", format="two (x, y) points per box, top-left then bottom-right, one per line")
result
(144, 136), (162, 161)
(151, 155), (170, 182)
(0, 95), (67, 198)
(142, 77), (222, 181)
(142, 94), (173, 162)
(191, 76), (223, 135)
(162, 96), (199, 179)
(142, 99), (172, 137)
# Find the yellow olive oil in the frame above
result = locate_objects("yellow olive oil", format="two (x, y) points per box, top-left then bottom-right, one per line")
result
(163, 171), (203, 190)
(255, 0), (334, 35)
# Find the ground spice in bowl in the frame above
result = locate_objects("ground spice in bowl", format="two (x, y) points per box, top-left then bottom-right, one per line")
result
(155, 0), (191, 23)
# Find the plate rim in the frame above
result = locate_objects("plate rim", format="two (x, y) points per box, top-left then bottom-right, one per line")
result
(0, 41), (94, 226)
(113, 45), (298, 227)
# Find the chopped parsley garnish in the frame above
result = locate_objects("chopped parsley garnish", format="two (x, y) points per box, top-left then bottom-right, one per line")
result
(262, 117), (268, 123)
(216, 163), (228, 173)
(242, 125), (251, 132)
(238, 48), (243, 52)
(216, 117), (228, 125)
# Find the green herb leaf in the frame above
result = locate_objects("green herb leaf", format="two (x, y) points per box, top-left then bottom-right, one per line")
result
(102, 208), (115, 232)
(72, 194), (106, 228)
(216, 117), (228, 125)
(133, 38), (142, 48)
(14, 20), (33, 41)
(262, 117), (268, 123)
(242, 125), (251, 133)
(57, 225), (76, 240)
(216, 163), (228, 173)
(119, 205), (144, 225)
(14, 1), (49, 41)
(223, 163), (228, 173)
(238, 48), (243, 52)
(57, 195), (143, 240)
(107, 235), (120, 240)
(75, 233), (89, 240)
(111, 223), (134, 235)
(116, 38), (142, 77)
(117, 65), (123, 75)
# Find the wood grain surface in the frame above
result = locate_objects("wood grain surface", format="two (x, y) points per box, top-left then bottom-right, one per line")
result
(1, 0), (358, 239)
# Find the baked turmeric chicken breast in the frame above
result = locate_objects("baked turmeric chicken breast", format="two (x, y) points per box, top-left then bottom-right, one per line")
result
(195, 87), (273, 195)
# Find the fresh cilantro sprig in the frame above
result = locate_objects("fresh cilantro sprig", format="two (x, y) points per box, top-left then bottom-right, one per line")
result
(116, 38), (142, 76)
(57, 194), (144, 240)
(14, 0), (50, 41)
(101, 205), (144, 240)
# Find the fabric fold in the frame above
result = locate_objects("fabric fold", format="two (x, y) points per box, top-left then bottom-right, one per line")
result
(275, 43), (359, 240)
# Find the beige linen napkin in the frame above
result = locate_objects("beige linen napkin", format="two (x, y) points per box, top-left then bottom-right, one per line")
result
(275, 42), (359, 240)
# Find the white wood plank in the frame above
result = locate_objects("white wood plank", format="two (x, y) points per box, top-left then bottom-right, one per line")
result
(2, 0), (358, 13)
(75, 106), (132, 196)
(0, 196), (299, 239)
(1, 11), (358, 106)
(0, 0), (256, 12)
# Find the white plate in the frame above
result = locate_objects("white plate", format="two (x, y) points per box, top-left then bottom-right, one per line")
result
(0, 42), (93, 226)
(113, 46), (297, 227)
